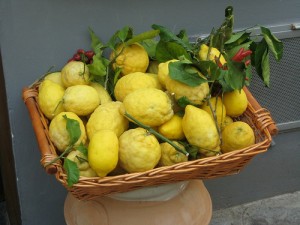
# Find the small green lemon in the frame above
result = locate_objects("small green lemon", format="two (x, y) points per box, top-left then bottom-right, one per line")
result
(44, 72), (64, 87)
(38, 79), (65, 119)
(119, 128), (161, 173)
(121, 88), (174, 127)
(89, 82), (112, 104)
(63, 85), (100, 116)
(49, 112), (87, 152)
(61, 61), (90, 87)
(158, 142), (188, 167)
(223, 89), (248, 117)
(114, 72), (163, 102)
(158, 114), (185, 140)
(88, 130), (119, 177)
(221, 121), (255, 153)
(182, 105), (220, 152)
(86, 101), (129, 139)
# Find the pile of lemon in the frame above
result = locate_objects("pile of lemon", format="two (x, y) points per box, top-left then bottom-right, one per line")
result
(37, 43), (255, 179)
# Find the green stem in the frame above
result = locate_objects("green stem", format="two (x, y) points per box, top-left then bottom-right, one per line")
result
(124, 112), (189, 157)
(44, 145), (73, 167)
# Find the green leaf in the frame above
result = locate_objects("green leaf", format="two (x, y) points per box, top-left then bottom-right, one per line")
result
(152, 24), (193, 52)
(117, 26), (133, 42)
(75, 143), (88, 157)
(155, 41), (191, 62)
(222, 56), (246, 90)
(226, 41), (253, 59)
(168, 60), (207, 87)
(88, 27), (105, 55)
(63, 115), (81, 146)
(260, 26), (283, 61)
(178, 141), (199, 160)
(87, 55), (109, 76)
(125, 29), (160, 46)
(254, 39), (268, 77)
(177, 96), (195, 108)
(261, 48), (270, 86)
(140, 39), (158, 59)
(63, 158), (80, 187)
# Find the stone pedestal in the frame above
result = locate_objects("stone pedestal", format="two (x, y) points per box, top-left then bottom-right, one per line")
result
(64, 180), (212, 225)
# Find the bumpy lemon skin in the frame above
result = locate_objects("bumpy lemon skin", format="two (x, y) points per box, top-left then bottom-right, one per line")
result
(110, 43), (149, 76)
(158, 142), (188, 167)
(118, 128), (161, 173)
(38, 79), (65, 120)
(114, 72), (162, 102)
(86, 101), (129, 139)
(49, 112), (87, 152)
(122, 88), (174, 127)
(221, 121), (255, 153)
(198, 44), (226, 65)
(61, 61), (90, 87)
(88, 130), (119, 177)
(182, 105), (220, 152)
(44, 72), (64, 88)
(63, 85), (100, 116)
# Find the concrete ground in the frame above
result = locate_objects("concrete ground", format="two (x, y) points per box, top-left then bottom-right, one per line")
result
(210, 190), (300, 225)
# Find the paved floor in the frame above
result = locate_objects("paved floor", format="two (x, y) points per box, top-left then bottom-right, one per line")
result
(210, 190), (300, 225)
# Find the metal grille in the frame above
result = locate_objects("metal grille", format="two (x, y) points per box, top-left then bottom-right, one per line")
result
(248, 37), (300, 131)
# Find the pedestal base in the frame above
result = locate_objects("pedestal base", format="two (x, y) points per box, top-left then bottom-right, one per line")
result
(64, 180), (212, 225)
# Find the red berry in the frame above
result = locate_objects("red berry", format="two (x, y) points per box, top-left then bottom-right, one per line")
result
(85, 50), (95, 60)
(73, 53), (81, 61)
(77, 49), (85, 54)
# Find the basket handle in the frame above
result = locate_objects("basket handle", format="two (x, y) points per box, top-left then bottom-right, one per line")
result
(22, 87), (58, 174)
(243, 87), (278, 136)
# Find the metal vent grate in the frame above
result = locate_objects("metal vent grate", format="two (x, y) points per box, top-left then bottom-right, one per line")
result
(248, 37), (300, 131)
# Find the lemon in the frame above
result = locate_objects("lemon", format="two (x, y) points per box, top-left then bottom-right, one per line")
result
(221, 116), (234, 130)
(182, 105), (220, 152)
(66, 150), (98, 177)
(158, 114), (185, 140)
(114, 72), (163, 102)
(157, 59), (178, 89)
(158, 142), (188, 167)
(121, 88), (174, 127)
(201, 97), (226, 128)
(38, 79), (65, 119)
(119, 128), (161, 173)
(110, 43), (149, 76)
(147, 73), (163, 90)
(49, 112), (87, 152)
(221, 121), (255, 153)
(63, 85), (100, 116)
(61, 61), (90, 87)
(165, 71), (210, 105)
(223, 89), (248, 117)
(198, 44), (226, 65)
(44, 72), (64, 87)
(89, 82), (112, 104)
(86, 101), (129, 139)
(88, 130), (119, 177)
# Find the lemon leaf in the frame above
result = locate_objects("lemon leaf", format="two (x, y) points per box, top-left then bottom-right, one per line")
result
(75, 143), (88, 157)
(63, 158), (80, 187)
(260, 26), (283, 61)
(88, 27), (105, 55)
(87, 55), (109, 76)
(126, 29), (160, 46)
(155, 41), (191, 62)
(168, 60), (207, 87)
(63, 115), (81, 146)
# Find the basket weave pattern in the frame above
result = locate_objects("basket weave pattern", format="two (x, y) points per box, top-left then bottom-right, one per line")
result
(22, 83), (276, 200)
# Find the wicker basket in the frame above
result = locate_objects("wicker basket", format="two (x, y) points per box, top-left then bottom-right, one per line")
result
(22, 83), (277, 200)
